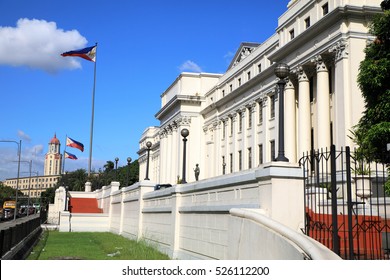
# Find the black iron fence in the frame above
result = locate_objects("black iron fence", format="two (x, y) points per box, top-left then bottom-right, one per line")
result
(0, 211), (47, 259)
(299, 145), (389, 260)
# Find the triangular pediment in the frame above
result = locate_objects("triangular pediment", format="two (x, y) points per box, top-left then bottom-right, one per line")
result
(227, 42), (260, 71)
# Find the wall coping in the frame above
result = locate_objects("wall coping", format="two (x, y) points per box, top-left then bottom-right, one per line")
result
(230, 208), (341, 260)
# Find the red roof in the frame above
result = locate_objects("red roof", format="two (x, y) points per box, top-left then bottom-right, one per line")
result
(50, 133), (60, 144)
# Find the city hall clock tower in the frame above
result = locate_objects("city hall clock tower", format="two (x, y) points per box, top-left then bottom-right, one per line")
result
(44, 133), (62, 176)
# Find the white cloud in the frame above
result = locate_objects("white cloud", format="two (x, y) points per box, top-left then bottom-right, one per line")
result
(224, 51), (235, 65)
(0, 18), (89, 73)
(17, 130), (31, 142)
(178, 60), (203, 73)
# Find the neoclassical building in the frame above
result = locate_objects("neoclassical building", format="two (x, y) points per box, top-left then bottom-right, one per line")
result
(138, 0), (383, 184)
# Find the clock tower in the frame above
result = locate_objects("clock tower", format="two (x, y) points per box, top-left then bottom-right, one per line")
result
(44, 133), (62, 176)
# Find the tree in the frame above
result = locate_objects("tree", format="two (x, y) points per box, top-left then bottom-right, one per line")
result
(54, 160), (140, 191)
(0, 182), (23, 205)
(41, 187), (56, 205)
(57, 169), (88, 191)
(354, 0), (390, 164)
(104, 161), (115, 172)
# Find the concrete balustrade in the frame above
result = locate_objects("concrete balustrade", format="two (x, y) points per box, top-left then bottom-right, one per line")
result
(49, 163), (340, 260)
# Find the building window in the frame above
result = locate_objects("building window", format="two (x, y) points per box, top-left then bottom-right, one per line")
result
(248, 108), (252, 128)
(230, 116), (234, 135)
(238, 150), (242, 171)
(258, 63), (262, 73)
(247, 71), (251, 80)
(238, 112), (243, 132)
(305, 17), (310, 29)
(289, 29), (295, 40)
(270, 140), (276, 161)
(222, 121), (226, 139)
(259, 144), (263, 165)
(322, 3), (329, 15)
(309, 77), (314, 102)
(222, 156), (226, 174)
(230, 153), (233, 173)
(222, 89), (225, 97)
(270, 95), (275, 119)
(248, 148), (252, 169)
(238, 78), (241, 86)
(258, 101), (263, 124)
(230, 84), (233, 92)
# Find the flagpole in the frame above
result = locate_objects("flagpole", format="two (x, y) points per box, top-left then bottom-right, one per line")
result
(88, 42), (97, 177)
(62, 135), (67, 174)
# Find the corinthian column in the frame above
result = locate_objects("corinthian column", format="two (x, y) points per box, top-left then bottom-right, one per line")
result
(297, 66), (311, 157)
(284, 79), (296, 162)
(313, 55), (331, 151)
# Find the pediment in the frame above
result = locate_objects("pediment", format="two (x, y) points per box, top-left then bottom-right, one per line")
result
(227, 42), (260, 71)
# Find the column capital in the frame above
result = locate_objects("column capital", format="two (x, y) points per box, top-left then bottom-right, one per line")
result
(329, 39), (348, 61)
(228, 112), (237, 121)
(296, 65), (310, 82)
(285, 79), (295, 90)
(311, 55), (328, 73)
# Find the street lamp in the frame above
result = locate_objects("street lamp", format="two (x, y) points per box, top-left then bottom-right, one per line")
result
(1, 140), (22, 220)
(19, 160), (32, 216)
(126, 157), (132, 186)
(181, 128), (189, 184)
(115, 157), (119, 181)
(144, 141), (152, 180)
(274, 63), (290, 162)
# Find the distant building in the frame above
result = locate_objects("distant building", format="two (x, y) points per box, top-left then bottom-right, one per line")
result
(44, 133), (62, 176)
(3, 134), (62, 198)
(138, 0), (383, 184)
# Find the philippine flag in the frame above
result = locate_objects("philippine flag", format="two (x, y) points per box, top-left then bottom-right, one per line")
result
(66, 137), (84, 152)
(61, 45), (96, 62)
(65, 151), (78, 160)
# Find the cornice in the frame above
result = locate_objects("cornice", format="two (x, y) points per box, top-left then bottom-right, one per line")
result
(155, 94), (204, 120)
(269, 5), (382, 63)
(200, 65), (276, 116)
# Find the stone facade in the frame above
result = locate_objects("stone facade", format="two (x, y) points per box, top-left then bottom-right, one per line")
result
(138, 0), (383, 185)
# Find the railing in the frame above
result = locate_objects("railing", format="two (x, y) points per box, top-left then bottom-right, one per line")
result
(0, 211), (47, 259)
(300, 145), (390, 259)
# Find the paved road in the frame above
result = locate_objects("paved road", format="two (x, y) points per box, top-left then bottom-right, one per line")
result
(0, 214), (40, 231)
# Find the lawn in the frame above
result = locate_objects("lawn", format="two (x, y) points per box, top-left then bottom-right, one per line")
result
(27, 231), (170, 260)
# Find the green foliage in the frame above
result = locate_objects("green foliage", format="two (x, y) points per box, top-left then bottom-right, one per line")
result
(58, 169), (88, 191)
(55, 160), (139, 191)
(28, 231), (169, 260)
(0, 182), (23, 205)
(40, 187), (56, 204)
(354, 2), (390, 163)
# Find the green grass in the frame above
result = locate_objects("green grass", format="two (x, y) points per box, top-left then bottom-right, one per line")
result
(27, 231), (170, 260)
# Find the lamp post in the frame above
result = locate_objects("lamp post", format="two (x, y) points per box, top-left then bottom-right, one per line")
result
(115, 157), (119, 181)
(126, 157), (132, 186)
(1, 140), (22, 220)
(144, 141), (152, 180)
(181, 128), (189, 184)
(19, 160), (32, 216)
(274, 63), (290, 162)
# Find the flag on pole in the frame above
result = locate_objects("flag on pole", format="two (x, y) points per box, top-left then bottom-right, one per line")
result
(61, 45), (96, 62)
(66, 137), (84, 152)
(64, 151), (78, 160)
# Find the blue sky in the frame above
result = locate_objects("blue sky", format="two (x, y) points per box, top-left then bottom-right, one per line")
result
(0, 0), (289, 181)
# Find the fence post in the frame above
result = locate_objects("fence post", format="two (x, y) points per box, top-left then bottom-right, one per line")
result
(330, 145), (340, 255)
(345, 146), (354, 259)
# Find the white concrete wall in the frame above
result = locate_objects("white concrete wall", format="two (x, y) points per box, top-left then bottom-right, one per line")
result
(54, 165), (339, 259)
